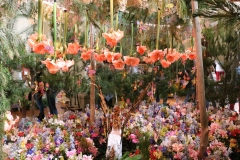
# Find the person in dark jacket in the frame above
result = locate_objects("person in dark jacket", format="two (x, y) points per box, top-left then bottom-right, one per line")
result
(34, 81), (45, 121)
(155, 69), (169, 105)
(45, 82), (58, 115)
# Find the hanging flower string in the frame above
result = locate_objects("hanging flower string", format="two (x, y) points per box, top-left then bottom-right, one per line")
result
(124, 21), (140, 67)
(28, 0), (196, 73)
(27, 0), (77, 74)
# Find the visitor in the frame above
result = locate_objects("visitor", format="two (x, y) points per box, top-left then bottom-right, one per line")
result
(184, 67), (196, 104)
(34, 81), (45, 121)
(155, 69), (169, 105)
(45, 82), (58, 115)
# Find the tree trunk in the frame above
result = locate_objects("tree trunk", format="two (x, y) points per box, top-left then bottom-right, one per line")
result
(191, 1), (209, 159)
(90, 24), (96, 124)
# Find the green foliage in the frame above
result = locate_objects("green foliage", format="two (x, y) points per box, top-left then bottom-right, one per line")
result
(197, 0), (240, 19)
(138, 132), (151, 160)
(202, 25), (240, 106)
(0, 65), (11, 113)
(96, 65), (154, 102)
(122, 154), (142, 160)
(0, 28), (25, 61)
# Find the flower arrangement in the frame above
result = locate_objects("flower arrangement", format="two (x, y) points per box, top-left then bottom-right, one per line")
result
(2, 100), (240, 159)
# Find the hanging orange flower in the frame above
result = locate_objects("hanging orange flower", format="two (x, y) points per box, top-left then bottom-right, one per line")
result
(188, 52), (196, 60)
(104, 51), (114, 63)
(32, 41), (49, 54)
(148, 50), (165, 62)
(62, 66), (69, 72)
(67, 42), (81, 54)
(113, 52), (122, 61)
(81, 49), (93, 61)
(112, 59), (125, 70)
(136, 45), (147, 55)
(94, 53), (106, 62)
(42, 59), (60, 74)
(166, 53), (176, 63)
(123, 56), (140, 67)
(28, 33), (48, 48)
(161, 59), (171, 68)
(181, 54), (188, 61)
(102, 29), (124, 47)
(143, 56), (154, 64)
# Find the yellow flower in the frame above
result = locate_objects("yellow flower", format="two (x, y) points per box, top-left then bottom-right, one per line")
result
(230, 143), (237, 148)
(153, 151), (163, 159)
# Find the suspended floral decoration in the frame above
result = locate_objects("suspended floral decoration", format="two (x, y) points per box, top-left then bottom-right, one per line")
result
(28, 0), (77, 74)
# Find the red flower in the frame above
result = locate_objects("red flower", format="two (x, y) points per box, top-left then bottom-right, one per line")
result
(137, 45), (147, 55)
(75, 132), (82, 136)
(18, 132), (24, 137)
(143, 56), (155, 64)
(26, 143), (34, 149)
(67, 42), (81, 54)
(41, 58), (60, 74)
(188, 52), (196, 60)
(113, 52), (122, 61)
(148, 50), (165, 62)
(102, 29), (124, 47)
(181, 54), (188, 61)
(94, 53), (106, 62)
(91, 132), (99, 138)
(161, 59), (171, 68)
(69, 115), (76, 119)
(32, 41), (49, 54)
(112, 59), (125, 70)
(123, 56), (140, 67)
(81, 49), (93, 61)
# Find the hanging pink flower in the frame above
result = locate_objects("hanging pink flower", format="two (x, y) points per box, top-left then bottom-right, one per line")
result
(67, 42), (81, 54)
(28, 32), (48, 48)
(81, 49), (93, 61)
(188, 148), (198, 159)
(143, 56), (155, 64)
(123, 56), (140, 67)
(161, 59), (171, 68)
(94, 53), (106, 62)
(42, 58), (60, 74)
(188, 52), (196, 60)
(181, 54), (188, 61)
(166, 53), (176, 63)
(172, 143), (184, 152)
(102, 29), (124, 47)
(136, 45), (147, 55)
(32, 41), (49, 54)
(112, 59), (125, 70)
(148, 50), (165, 62)
(104, 51), (114, 63)
(113, 52), (122, 61)
(104, 52), (122, 62)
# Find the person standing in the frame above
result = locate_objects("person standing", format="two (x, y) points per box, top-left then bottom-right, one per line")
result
(45, 83), (58, 115)
(34, 81), (45, 121)
(155, 69), (169, 105)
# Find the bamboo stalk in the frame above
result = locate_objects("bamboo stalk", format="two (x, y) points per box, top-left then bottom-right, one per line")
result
(53, 0), (57, 59)
(191, 1), (209, 159)
(90, 24), (95, 124)
(38, 0), (43, 40)
(156, 8), (161, 50)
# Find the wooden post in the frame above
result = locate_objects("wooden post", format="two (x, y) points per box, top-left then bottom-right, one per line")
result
(191, 1), (209, 159)
(90, 24), (96, 123)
